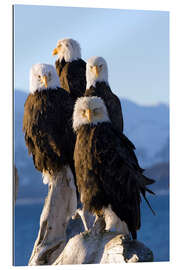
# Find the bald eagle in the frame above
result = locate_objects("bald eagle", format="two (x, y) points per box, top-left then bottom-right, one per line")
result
(85, 56), (124, 134)
(73, 96), (155, 239)
(23, 63), (77, 214)
(52, 38), (86, 101)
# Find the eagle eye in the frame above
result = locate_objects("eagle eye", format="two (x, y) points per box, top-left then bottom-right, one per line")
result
(93, 108), (99, 114)
(81, 109), (85, 115)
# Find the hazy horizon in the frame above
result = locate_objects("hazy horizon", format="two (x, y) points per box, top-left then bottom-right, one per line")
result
(14, 88), (169, 108)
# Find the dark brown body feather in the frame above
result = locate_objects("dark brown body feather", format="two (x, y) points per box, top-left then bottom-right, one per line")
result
(74, 122), (155, 239)
(23, 88), (75, 175)
(85, 82), (124, 133)
(55, 58), (86, 101)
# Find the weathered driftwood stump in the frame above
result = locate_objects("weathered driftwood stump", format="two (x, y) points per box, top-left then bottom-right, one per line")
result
(53, 230), (153, 265)
(28, 169), (77, 266)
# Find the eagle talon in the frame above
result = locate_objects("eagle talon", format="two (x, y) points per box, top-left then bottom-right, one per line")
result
(72, 208), (93, 232)
(72, 210), (81, 220)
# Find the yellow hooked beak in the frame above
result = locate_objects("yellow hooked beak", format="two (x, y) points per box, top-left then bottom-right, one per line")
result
(92, 65), (100, 78)
(85, 109), (92, 122)
(41, 75), (48, 88)
(52, 46), (60, 56)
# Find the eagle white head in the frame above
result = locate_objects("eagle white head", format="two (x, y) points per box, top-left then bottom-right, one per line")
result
(86, 56), (109, 89)
(52, 38), (81, 62)
(73, 96), (110, 131)
(30, 63), (60, 94)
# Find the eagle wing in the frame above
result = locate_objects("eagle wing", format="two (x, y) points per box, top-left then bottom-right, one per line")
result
(55, 58), (66, 79)
(55, 59), (70, 93)
(85, 83), (124, 133)
(55, 59), (86, 100)
(23, 89), (75, 173)
(106, 92), (124, 133)
(92, 123), (155, 238)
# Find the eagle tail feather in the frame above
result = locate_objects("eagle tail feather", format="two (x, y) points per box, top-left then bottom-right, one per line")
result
(141, 191), (156, 216)
(135, 172), (156, 215)
(143, 175), (156, 185)
(145, 187), (155, 195)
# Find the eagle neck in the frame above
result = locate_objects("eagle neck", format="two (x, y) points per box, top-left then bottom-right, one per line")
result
(75, 121), (110, 134)
(86, 80), (109, 90)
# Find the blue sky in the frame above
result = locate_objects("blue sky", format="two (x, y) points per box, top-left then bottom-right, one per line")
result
(14, 5), (169, 105)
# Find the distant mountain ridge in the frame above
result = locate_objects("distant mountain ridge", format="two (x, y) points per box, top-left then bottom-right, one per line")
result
(121, 99), (169, 167)
(14, 90), (169, 200)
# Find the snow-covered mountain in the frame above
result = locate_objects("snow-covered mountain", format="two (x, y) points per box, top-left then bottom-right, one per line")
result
(121, 99), (169, 167)
(14, 90), (169, 200)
